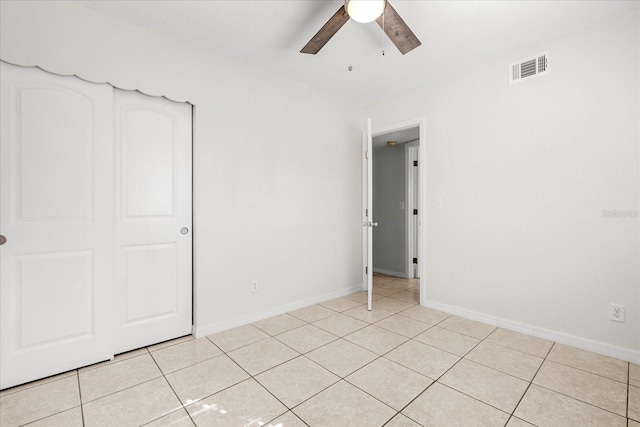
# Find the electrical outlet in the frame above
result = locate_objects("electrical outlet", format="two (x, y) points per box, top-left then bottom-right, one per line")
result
(251, 280), (259, 293)
(608, 303), (624, 322)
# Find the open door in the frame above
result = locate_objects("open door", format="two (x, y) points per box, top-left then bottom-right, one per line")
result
(362, 119), (376, 311)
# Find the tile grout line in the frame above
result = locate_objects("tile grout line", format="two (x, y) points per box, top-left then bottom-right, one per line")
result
(220, 290), (414, 425)
(210, 334), (312, 425)
(627, 361), (630, 421)
(508, 340), (556, 425)
(146, 343), (199, 427)
(77, 372), (86, 427)
(532, 344), (631, 420)
(394, 330), (505, 417)
(386, 317), (542, 424)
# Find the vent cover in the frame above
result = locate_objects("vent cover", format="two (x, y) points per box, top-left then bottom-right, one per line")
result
(510, 51), (550, 84)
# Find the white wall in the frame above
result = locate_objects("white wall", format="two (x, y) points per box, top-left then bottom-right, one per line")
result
(0, 1), (364, 335)
(366, 12), (640, 358)
(2, 1), (638, 361)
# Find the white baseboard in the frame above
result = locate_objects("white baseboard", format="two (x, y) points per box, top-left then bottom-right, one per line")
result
(373, 267), (408, 279)
(422, 299), (640, 364)
(194, 284), (363, 338)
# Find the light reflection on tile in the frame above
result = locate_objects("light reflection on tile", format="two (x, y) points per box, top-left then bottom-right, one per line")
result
(82, 377), (182, 427)
(185, 379), (286, 427)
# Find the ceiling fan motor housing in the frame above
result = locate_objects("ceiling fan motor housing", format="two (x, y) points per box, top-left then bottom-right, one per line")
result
(344, 0), (388, 23)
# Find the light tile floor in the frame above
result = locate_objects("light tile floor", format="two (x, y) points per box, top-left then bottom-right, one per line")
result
(1, 274), (638, 426)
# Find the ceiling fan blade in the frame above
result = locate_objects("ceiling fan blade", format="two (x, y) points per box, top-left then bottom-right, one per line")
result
(301, 5), (350, 54)
(376, 2), (421, 55)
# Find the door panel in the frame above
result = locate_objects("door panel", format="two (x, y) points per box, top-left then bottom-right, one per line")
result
(113, 89), (192, 354)
(123, 244), (178, 324)
(122, 109), (175, 217)
(18, 251), (93, 346)
(19, 88), (93, 220)
(0, 62), (114, 389)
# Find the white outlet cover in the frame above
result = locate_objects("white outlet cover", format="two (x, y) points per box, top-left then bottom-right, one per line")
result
(608, 303), (624, 322)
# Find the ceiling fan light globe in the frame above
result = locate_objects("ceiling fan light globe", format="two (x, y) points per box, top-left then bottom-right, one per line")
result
(345, 0), (387, 24)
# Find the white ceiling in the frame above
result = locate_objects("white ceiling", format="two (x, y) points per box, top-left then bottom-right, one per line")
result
(78, 0), (639, 105)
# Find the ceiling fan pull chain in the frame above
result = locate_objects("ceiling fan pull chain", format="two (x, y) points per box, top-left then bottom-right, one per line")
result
(381, 11), (385, 56)
(348, 19), (353, 71)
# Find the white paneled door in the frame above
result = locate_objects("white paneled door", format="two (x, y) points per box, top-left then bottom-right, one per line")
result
(113, 89), (192, 354)
(0, 64), (115, 389)
(0, 63), (193, 389)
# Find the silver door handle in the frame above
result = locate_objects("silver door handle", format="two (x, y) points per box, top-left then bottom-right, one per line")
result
(180, 227), (189, 235)
(362, 222), (379, 228)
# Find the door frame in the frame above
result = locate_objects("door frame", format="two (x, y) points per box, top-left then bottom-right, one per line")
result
(405, 140), (420, 279)
(370, 117), (426, 303)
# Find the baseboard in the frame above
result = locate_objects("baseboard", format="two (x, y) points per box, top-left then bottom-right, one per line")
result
(422, 299), (640, 364)
(373, 267), (408, 279)
(194, 284), (363, 338)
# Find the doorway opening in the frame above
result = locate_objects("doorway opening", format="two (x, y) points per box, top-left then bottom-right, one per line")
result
(370, 118), (425, 304)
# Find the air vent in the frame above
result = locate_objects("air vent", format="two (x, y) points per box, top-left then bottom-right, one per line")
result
(510, 51), (550, 84)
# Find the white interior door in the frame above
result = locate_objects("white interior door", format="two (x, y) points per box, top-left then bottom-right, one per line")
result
(0, 63), (114, 389)
(112, 89), (192, 354)
(362, 119), (374, 310)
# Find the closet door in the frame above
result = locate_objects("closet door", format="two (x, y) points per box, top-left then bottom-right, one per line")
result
(0, 63), (114, 389)
(113, 89), (192, 354)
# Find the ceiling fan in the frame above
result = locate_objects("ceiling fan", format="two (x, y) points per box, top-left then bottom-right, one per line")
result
(301, 0), (421, 55)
